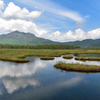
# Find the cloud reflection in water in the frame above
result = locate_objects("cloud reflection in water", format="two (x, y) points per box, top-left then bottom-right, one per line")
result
(2, 77), (40, 94)
(0, 55), (100, 95)
(54, 55), (100, 66)
(0, 57), (46, 78)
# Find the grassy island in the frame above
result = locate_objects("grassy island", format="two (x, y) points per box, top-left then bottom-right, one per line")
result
(40, 57), (54, 60)
(54, 62), (100, 72)
(74, 53), (80, 56)
(63, 55), (73, 59)
(75, 57), (100, 61)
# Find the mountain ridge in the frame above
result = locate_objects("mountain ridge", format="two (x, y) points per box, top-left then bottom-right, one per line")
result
(0, 31), (60, 45)
(0, 30), (100, 47)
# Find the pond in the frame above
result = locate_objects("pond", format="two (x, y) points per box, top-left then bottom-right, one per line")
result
(0, 55), (100, 100)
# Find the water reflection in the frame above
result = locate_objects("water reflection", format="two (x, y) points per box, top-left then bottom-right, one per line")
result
(59, 77), (82, 87)
(0, 55), (100, 78)
(2, 76), (40, 94)
(0, 55), (100, 99)
(0, 57), (46, 77)
(0, 57), (45, 94)
(54, 55), (100, 66)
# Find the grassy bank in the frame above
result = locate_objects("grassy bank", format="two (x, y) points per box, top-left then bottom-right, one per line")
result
(63, 55), (73, 59)
(54, 62), (100, 72)
(75, 57), (100, 61)
(0, 49), (100, 62)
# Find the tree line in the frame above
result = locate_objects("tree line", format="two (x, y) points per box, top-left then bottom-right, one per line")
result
(0, 44), (81, 49)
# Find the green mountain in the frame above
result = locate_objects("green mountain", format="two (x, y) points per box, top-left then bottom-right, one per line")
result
(0, 30), (100, 47)
(63, 39), (95, 47)
(0, 31), (59, 45)
(63, 39), (100, 47)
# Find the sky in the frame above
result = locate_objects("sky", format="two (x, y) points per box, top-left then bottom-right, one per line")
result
(0, 0), (100, 42)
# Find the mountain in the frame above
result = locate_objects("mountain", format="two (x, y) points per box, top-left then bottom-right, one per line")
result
(63, 39), (100, 47)
(0, 30), (100, 47)
(0, 31), (59, 45)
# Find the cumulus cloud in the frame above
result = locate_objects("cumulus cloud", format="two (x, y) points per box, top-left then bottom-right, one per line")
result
(0, 0), (99, 42)
(87, 28), (100, 39)
(50, 29), (86, 41)
(49, 28), (100, 41)
(2, 2), (42, 20)
(0, 1), (46, 37)
(0, 18), (47, 37)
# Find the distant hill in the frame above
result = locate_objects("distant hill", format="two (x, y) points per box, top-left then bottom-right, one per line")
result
(0, 30), (100, 47)
(0, 31), (59, 45)
(63, 39), (100, 47)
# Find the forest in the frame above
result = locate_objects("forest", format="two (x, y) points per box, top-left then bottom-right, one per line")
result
(0, 44), (81, 49)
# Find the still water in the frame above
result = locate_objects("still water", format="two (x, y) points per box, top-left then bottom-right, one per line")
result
(0, 55), (100, 100)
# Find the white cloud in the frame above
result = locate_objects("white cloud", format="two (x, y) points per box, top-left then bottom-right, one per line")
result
(49, 28), (100, 41)
(49, 31), (61, 40)
(0, 0), (99, 42)
(75, 29), (85, 39)
(2, 2), (42, 20)
(0, 1), (46, 37)
(50, 29), (86, 41)
(0, 0), (4, 9)
(59, 11), (83, 22)
(18, 0), (84, 22)
(87, 28), (100, 39)
(0, 18), (47, 37)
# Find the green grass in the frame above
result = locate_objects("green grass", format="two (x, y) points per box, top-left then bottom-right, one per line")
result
(40, 57), (54, 60)
(0, 49), (100, 62)
(75, 56), (100, 61)
(74, 53), (80, 56)
(54, 61), (100, 72)
(63, 55), (73, 59)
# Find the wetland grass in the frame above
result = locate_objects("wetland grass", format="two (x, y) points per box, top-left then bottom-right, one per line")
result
(0, 49), (100, 63)
(75, 57), (100, 61)
(74, 53), (80, 56)
(54, 62), (100, 72)
(63, 55), (73, 59)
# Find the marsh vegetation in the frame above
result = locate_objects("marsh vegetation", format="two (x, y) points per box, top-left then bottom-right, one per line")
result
(75, 56), (100, 61)
(54, 61), (100, 72)
(63, 55), (73, 59)
(0, 49), (100, 62)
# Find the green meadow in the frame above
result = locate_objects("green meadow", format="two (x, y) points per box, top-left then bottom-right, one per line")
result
(0, 49), (100, 62)
(0, 49), (100, 72)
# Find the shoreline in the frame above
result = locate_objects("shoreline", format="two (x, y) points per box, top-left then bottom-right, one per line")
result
(54, 62), (100, 72)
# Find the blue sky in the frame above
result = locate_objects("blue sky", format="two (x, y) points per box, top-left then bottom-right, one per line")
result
(0, 0), (100, 42)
